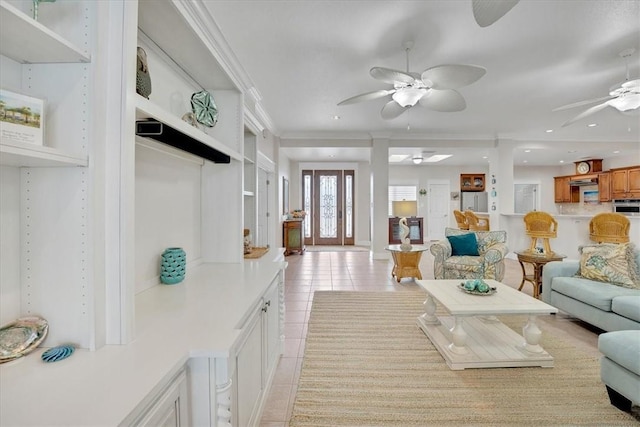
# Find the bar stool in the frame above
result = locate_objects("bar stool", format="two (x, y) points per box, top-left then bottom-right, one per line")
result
(523, 211), (557, 254)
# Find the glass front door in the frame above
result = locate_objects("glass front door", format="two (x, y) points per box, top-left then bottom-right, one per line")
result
(302, 170), (354, 245)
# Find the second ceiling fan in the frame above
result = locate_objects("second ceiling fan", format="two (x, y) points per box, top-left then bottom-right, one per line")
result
(337, 42), (486, 120)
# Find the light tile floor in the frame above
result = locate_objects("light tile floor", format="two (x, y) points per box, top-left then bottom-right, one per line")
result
(259, 247), (605, 426)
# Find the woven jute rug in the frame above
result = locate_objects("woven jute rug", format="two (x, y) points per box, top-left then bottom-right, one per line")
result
(290, 291), (637, 426)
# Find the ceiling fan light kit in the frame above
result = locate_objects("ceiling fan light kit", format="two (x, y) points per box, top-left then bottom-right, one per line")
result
(412, 156), (423, 164)
(555, 48), (640, 127)
(338, 42), (486, 120)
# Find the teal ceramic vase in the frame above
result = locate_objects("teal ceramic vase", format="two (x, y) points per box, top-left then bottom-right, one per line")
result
(160, 247), (186, 284)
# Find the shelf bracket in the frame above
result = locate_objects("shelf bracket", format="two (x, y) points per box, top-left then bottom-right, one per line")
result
(135, 120), (231, 164)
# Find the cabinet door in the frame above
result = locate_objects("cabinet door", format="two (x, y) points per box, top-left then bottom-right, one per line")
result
(263, 280), (281, 384)
(135, 370), (189, 427)
(628, 167), (640, 193)
(554, 177), (570, 202)
(236, 307), (263, 427)
(598, 172), (611, 202)
(611, 169), (628, 195)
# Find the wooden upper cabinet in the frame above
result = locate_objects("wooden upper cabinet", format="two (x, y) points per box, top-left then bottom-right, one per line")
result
(598, 172), (611, 202)
(554, 176), (578, 203)
(611, 166), (640, 199)
(460, 174), (485, 191)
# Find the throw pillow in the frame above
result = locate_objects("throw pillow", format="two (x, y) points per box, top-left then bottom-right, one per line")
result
(577, 243), (640, 289)
(447, 233), (479, 256)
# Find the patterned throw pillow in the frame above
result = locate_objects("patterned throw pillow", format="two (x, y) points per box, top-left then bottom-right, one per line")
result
(577, 243), (640, 289)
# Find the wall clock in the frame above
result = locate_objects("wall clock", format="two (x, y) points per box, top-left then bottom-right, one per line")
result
(576, 161), (590, 174)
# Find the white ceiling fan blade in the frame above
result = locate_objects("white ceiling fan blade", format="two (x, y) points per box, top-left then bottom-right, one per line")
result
(621, 78), (640, 90)
(370, 67), (415, 85)
(381, 100), (409, 120)
(561, 102), (610, 127)
(421, 65), (486, 90)
(472, 0), (520, 27)
(419, 89), (467, 112)
(337, 90), (394, 106)
(553, 95), (615, 112)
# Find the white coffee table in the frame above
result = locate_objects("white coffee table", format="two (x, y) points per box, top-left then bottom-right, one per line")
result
(415, 279), (558, 370)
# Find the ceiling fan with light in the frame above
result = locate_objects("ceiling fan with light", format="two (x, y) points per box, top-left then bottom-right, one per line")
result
(553, 48), (640, 127)
(337, 42), (486, 120)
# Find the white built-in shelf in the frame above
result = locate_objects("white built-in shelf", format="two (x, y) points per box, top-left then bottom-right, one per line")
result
(135, 96), (242, 162)
(0, 139), (88, 167)
(0, 1), (90, 64)
(137, 1), (235, 91)
(243, 191), (255, 197)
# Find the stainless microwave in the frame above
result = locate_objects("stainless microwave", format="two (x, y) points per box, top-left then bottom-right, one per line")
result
(613, 199), (640, 216)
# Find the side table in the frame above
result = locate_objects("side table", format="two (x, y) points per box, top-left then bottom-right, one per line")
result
(385, 244), (429, 282)
(516, 251), (566, 299)
(283, 219), (305, 255)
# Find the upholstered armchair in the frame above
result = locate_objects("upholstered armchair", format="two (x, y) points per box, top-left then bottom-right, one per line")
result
(430, 227), (509, 281)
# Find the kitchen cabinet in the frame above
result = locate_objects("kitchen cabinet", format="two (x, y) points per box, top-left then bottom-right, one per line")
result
(611, 166), (640, 199)
(235, 276), (283, 427)
(598, 172), (611, 202)
(130, 370), (189, 427)
(460, 173), (485, 191)
(554, 176), (578, 203)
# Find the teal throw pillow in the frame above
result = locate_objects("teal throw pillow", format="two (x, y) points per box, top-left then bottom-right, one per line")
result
(447, 233), (479, 256)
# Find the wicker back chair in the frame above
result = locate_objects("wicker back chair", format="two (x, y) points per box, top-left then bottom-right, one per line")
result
(589, 212), (630, 243)
(523, 211), (557, 254)
(453, 210), (469, 230)
(464, 210), (489, 231)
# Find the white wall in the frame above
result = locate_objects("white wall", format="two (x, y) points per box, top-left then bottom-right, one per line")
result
(134, 143), (202, 293)
(278, 143), (291, 247)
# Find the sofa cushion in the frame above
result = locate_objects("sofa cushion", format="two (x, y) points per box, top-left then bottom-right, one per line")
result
(447, 233), (479, 256)
(550, 276), (640, 311)
(598, 330), (640, 375)
(611, 296), (640, 323)
(443, 256), (484, 277)
(577, 243), (640, 289)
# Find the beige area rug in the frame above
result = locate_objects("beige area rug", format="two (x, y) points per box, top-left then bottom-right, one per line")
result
(243, 247), (269, 259)
(290, 291), (637, 426)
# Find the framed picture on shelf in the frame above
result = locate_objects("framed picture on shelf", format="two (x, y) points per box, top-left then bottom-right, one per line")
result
(0, 89), (44, 146)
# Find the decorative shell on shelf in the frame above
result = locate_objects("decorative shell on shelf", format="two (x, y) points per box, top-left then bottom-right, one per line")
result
(136, 47), (152, 99)
(190, 91), (218, 127)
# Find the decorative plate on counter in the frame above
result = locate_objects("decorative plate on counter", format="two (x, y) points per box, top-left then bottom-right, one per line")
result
(0, 316), (49, 363)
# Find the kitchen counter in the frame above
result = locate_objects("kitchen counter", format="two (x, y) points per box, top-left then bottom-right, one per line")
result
(0, 249), (286, 426)
(501, 214), (640, 260)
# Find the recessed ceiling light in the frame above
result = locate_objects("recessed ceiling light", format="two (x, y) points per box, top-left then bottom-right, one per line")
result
(559, 160), (565, 163)
(524, 149), (531, 153)
(523, 160), (528, 163)
(331, 115), (340, 120)
(482, 156), (488, 159)
(613, 150), (620, 154)
(546, 129), (553, 133)
(567, 150), (577, 153)
(329, 154), (335, 158)
(587, 123), (597, 127)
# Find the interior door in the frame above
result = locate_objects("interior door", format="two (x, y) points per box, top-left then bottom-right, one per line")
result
(427, 181), (450, 241)
(313, 170), (343, 245)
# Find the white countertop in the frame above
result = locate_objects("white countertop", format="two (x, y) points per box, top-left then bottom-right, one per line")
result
(0, 249), (285, 426)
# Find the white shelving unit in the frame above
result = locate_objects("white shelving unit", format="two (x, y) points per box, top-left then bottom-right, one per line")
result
(0, 0), (90, 64)
(0, 0), (96, 349)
